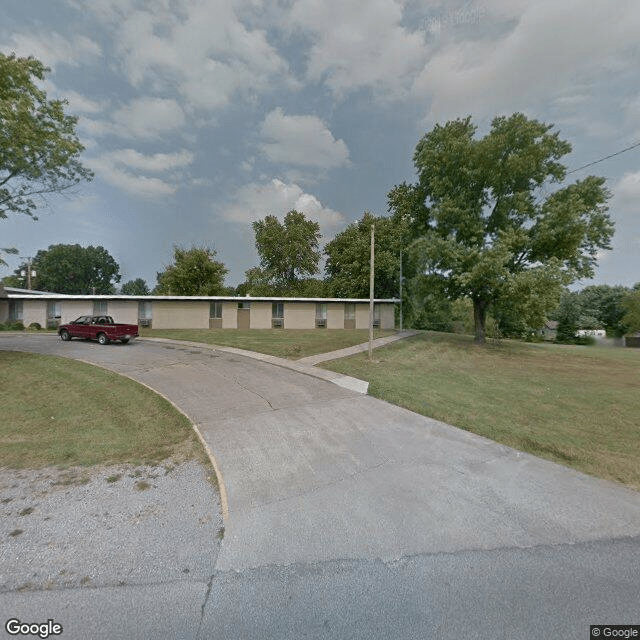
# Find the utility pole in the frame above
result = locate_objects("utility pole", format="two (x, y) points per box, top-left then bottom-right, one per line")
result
(20, 258), (36, 290)
(368, 223), (375, 361)
(399, 249), (403, 331)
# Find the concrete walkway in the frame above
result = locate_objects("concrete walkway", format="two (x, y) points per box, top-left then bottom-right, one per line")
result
(2, 333), (640, 639)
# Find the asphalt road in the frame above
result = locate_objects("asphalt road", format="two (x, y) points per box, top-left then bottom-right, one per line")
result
(1, 334), (639, 639)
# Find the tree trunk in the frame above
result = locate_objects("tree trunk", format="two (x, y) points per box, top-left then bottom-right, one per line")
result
(473, 298), (487, 344)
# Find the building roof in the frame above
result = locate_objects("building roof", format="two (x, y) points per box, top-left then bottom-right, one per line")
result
(4, 292), (400, 304)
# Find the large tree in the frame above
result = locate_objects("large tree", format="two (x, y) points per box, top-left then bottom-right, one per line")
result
(252, 210), (321, 290)
(324, 211), (406, 299)
(388, 113), (614, 343)
(155, 246), (227, 295)
(0, 53), (92, 220)
(15, 244), (120, 294)
(121, 278), (150, 296)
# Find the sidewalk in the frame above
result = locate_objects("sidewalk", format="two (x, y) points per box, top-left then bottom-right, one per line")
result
(141, 329), (420, 395)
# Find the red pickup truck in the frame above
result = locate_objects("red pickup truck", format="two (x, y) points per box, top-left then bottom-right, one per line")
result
(58, 315), (139, 345)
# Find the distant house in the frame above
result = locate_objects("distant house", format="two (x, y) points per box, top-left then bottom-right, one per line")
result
(576, 329), (606, 338)
(0, 288), (398, 331)
(539, 320), (558, 341)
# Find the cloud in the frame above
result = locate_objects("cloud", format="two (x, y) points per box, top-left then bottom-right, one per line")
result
(102, 149), (195, 172)
(412, 0), (640, 121)
(2, 31), (101, 68)
(614, 171), (640, 204)
(89, 148), (195, 198)
(79, 0), (289, 110)
(222, 178), (345, 233)
(286, 0), (427, 99)
(111, 97), (186, 139)
(259, 108), (350, 169)
(64, 91), (105, 115)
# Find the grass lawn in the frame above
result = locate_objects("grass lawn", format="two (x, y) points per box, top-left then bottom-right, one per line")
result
(321, 332), (640, 490)
(139, 328), (395, 359)
(0, 351), (204, 468)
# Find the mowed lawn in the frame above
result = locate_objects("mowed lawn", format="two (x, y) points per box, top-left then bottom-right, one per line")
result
(0, 351), (203, 468)
(321, 332), (640, 490)
(140, 328), (395, 359)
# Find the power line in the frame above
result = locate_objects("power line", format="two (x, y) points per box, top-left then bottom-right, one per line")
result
(566, 140), (640, 175)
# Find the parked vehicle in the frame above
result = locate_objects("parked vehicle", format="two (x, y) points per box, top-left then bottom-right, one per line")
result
(58, 316), (139, 345)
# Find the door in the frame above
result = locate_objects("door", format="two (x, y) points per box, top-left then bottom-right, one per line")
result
(237, 308), (250, 330)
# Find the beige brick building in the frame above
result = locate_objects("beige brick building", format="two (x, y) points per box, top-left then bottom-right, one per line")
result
(0, 289), (397, 331)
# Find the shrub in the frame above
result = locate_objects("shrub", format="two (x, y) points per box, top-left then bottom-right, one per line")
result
(27, 322), (42, 331)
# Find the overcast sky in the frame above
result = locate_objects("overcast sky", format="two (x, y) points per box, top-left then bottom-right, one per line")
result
(2, 0), (639, 289)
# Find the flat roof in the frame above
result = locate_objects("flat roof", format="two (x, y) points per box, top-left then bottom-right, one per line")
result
(5, 294), (400, 303)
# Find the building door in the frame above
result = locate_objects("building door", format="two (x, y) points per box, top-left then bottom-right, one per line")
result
(237, 301), (251, 329)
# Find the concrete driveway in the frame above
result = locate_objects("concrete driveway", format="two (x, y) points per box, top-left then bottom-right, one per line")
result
(1, 334), (639, 639)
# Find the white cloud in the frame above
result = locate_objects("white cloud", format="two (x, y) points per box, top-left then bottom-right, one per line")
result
(614, 171), (640, 204)
(64, 91), (105, 115)
(89, 148), (194, 198)
(259, 108), (350, 169)
(79, 0), (288, 111)
(223, 178), (345, 233)
(287, 0), (427, 99)
(103, 149), (195, 172)
(3, 31), (101, 68)
(111, 97), (186, 139)
(412, 0), (640, 121)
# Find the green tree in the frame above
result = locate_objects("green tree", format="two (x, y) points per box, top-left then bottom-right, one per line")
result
(121, 278), (150, 296)
(1, 53), (92, 220)
(324, 211), (406, 298)
(622, 287), (640, 334)
(252, 210), (321, 290)
(17, 244), (120, 294)
(155, 246), (228, 295)
(388, 113), (614, 343)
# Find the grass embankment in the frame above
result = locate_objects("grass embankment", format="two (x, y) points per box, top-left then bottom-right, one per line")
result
(139, 328), (395, 359)
(0, 351), (203, 468)
(321, 332), (640, 489)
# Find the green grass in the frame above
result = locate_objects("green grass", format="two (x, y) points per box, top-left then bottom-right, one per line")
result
(139, 328), (395, 359)
(321, 332), (640, 489)
(0, 351), (204, 468)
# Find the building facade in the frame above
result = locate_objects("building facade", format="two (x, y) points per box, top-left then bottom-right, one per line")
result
(0, 290), (398, 331)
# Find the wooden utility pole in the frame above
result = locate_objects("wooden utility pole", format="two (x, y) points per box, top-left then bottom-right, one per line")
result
(368, 223), (375, 361)
(399, 249), (403, 331)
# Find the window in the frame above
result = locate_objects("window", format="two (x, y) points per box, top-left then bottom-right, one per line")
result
(93, 300), (108, 315)
(373, 304), (381, 328)
(210, 302), (223, 319)
(46, 301), (61, 329)
(8, 301), (23, 321)
(138, 301), (153, 327)
(344, 303), (355, 320)
(315, 303), (327, 328)
(47, 301), (61, 319)
(272, 302), (284, 328)
(238, 301), (252, 309)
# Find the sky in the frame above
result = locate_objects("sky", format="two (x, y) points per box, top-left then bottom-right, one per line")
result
(1, 0), (639, 290)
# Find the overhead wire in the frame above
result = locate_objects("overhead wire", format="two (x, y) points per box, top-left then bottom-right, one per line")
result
(565, 140), (640, 175)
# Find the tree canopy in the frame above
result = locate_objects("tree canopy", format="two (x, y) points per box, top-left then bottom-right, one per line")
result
(121, 278), (150, 296)
(388, 113), (614, 343)
(324, 211), (405, 298)
(14, 244), (120, 294)
(155, 246), (228, 295)
(0, 53), (92, 220)
(252, 210), (321, 290)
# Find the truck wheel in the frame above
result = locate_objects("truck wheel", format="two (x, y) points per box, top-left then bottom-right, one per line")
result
(60, 330), (71, 341)
(120, 338), (130, 344)
(98, 333), (109, 345)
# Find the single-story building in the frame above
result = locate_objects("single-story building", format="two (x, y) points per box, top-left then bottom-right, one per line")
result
(0, 287), (398, 331)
